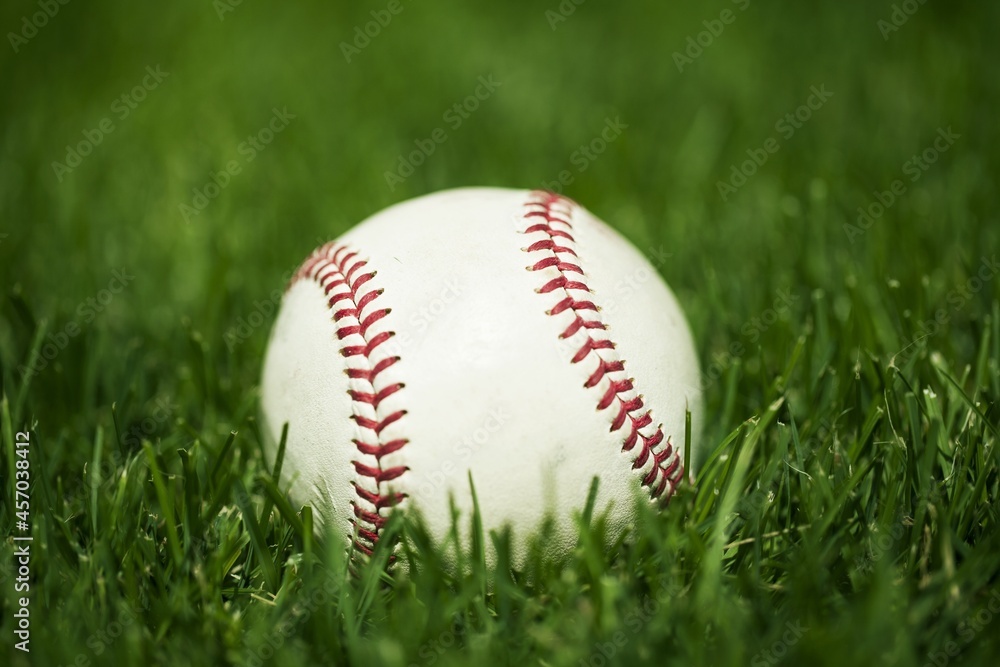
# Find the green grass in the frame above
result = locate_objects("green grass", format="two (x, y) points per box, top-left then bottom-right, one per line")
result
(2, 0), (999, 665)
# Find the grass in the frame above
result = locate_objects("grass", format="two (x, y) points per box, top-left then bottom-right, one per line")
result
(1, 0), (999, 665)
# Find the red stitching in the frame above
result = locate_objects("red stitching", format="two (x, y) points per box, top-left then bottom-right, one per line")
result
(291, 241), (409, 559)
(520, 191), (684, 502)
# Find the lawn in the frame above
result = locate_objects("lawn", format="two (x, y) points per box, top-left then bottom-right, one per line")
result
(1, 0), (999, 665)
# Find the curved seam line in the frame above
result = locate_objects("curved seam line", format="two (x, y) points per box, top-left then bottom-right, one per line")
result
(290, 241), (409, 559)
(519, 191), (683, 502)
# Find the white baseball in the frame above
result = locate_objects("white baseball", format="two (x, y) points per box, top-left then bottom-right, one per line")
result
(261, 187), (702, 568)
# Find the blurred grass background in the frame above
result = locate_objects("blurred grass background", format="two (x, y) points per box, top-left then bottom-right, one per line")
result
(1, 0), (999, 665)
(0, 0), (996, 415)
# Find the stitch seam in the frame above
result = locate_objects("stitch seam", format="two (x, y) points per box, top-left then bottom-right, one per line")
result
(520, 191), (683, 502)
(292, 242), (408, 559)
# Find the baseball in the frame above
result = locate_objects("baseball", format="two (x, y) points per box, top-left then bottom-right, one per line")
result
(261, 187), (703, 568)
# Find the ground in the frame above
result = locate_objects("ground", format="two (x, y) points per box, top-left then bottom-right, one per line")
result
(1, 0), (998, 665)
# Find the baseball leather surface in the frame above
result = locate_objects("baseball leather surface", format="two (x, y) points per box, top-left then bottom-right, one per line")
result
(261, 187), (702, 568)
